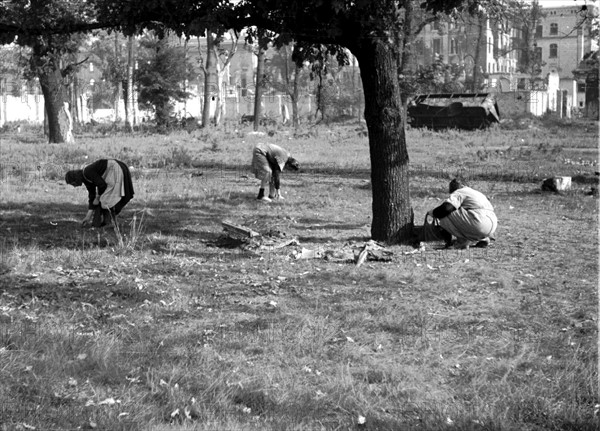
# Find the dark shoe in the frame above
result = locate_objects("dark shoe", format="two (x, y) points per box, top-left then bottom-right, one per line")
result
(453, 238), (470, 249)
(91, 208), (104, 228)
(440, 228), (453, 247)
(474, 238), (490, 248)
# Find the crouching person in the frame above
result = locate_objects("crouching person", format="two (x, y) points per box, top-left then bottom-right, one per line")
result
(428, 179), (497, 249)
(251, 143), (299, 202)
(65, 159), (135, 227)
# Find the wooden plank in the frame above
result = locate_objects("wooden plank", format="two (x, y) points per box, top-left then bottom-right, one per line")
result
(222, 220), (260, 238)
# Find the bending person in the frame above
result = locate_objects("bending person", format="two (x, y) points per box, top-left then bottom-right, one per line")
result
(66, 159), (134, 227)
(251, 143), (299, 202)
(428, 179), (497, 249)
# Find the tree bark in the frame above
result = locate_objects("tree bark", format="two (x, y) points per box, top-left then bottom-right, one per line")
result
(253, 41), (266, 131)
(125, 35), (134, 132)
(291, 63), (300, 128)
(36, 56), (73, 144)
(354, 40), (413, 243)
(114, 32), (122, 124)
(472, 14), (485, 92)
(213, 33), (238, 127)
(202, 32), (217, 127)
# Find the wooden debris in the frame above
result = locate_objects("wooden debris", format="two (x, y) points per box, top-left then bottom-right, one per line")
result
(259, 238), (299, 250)
(355, 247), (369, 267)
(222, 220), (260, 238)
(355, 240), (387, 266)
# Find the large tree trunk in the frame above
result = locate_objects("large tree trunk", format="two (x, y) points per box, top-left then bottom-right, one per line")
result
(354, 41), (413, 244)
(37, 58), (73, 144)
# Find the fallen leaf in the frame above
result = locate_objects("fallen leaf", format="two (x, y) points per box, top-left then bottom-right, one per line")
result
(98, 397), (117, 406)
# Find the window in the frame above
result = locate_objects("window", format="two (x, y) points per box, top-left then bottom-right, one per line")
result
(534, 47), (542, 63)
(535, 25), (543, 38)
(577, 83), (586, 92)
(550, 23), (558, 35)
(450, 38), (457, 54)
(241, 76), (247, 97)
(549, 44), (558, 58)
(433, 39), (441, 56)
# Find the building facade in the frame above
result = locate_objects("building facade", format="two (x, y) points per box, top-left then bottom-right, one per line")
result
(412, 3), (598, 115)
(534, 4), (598, 110)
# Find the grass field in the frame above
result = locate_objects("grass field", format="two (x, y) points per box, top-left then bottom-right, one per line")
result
(0, 117), (598, 430)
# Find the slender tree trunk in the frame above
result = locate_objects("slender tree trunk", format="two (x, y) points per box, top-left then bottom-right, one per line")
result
(202, 32), (217, 127)
(315, 71), (324, 122)
(215, 62), (224, 126)
(399, 0), (416, 125)
(114, 32), (122, 124)
(472, 15), (485, 92)
(354, 41), (413, 243)
(69, 79), (77, 124)
(253, 42), (266, 131)
(125, 35), (134, 132)
(291, 63), (300, 128)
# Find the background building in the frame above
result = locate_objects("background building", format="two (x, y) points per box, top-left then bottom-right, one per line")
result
(534, 4), (598, 111)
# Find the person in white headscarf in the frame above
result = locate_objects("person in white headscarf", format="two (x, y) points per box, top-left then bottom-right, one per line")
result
(428, 179), (497, 249)
(251, 143), (299, 202)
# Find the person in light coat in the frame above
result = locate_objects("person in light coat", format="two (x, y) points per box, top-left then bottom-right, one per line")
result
(251, 143), (299, 202)
(428, 179), (497, 249)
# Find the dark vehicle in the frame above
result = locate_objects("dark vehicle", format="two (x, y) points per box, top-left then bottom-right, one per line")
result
(407, 93), (500, 130)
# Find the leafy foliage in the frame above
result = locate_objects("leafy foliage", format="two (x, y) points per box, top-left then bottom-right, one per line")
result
(409, 58), (466, 94)
(135, 33), (193, 128)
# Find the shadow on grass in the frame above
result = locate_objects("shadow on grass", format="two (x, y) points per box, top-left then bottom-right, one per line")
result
(0, 274), (159, 311)
(0, 197), (322, 257)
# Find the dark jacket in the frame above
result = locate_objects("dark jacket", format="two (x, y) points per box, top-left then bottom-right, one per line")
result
(82, 159), (134, 209)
